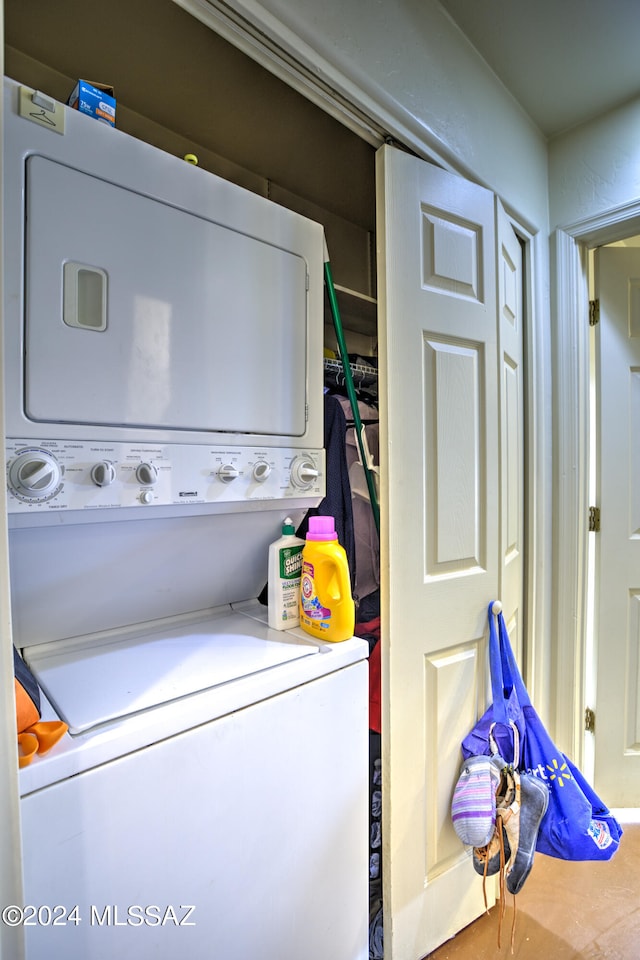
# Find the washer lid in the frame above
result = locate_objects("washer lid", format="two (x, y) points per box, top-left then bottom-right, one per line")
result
(25, 610), (319, 735)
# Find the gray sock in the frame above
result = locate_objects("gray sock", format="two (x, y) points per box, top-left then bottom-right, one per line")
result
(505, 774), (549, 894)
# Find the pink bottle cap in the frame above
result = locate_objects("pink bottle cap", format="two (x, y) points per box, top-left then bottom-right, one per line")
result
(306, 516), (337, 541)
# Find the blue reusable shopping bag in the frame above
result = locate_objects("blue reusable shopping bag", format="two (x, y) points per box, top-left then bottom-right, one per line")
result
(461, 601), (526, 763)
(463, 602), (622, 862)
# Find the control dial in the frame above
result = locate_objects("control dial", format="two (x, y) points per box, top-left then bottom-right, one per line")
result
(218, 464), (240, 483)
(8, 449), (63, 502)
(290, 456), (319, 489)
(136, 462), (158, 486)
(91, 460), (117, 487)
(252, 461), (272, 483)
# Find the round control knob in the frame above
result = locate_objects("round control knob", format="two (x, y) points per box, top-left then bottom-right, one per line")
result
(91, 460), (117, 487)
(218, 464), (240, 483)
(136, 462), (158, 486)
(140, 490), (154, 504)
(252, 461), (272, 483)
(8, 449), (62, 501)
(290, 457), (319, 488)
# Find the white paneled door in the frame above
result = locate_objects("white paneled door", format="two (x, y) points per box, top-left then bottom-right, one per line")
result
(376, 146), (524, 958)
(594, 246), (640, 806)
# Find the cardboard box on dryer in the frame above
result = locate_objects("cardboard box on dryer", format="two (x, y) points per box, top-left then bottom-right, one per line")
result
(67, 80), (116, 126)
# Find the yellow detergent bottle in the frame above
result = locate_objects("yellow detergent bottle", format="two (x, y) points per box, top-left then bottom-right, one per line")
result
(299, 516), (355, 642)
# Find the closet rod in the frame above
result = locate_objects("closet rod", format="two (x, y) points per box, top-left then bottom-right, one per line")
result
(324, 257), (380, 536)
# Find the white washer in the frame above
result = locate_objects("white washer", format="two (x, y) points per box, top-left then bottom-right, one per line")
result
(20, 603), (369, 960)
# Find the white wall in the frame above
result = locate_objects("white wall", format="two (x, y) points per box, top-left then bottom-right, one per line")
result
(203, 0), (549, 231)
(549, 95), (640, 230)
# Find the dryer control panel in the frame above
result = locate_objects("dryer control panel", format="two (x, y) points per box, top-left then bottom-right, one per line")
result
(5, 439), (325, 512)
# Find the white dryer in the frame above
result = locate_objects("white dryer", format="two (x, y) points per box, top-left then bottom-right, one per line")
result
(3, 77), (369, 960)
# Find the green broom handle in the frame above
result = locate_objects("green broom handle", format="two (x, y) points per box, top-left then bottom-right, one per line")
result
(324, 259), (380, 536)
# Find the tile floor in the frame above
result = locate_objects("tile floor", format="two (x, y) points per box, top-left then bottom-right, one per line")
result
(423, 819), (640, 959)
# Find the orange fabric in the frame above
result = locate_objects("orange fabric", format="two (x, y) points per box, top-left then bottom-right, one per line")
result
(15, 678), (39, 733)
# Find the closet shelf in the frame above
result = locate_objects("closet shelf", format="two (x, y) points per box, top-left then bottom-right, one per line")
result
(333, 284), (377, 308)
(325, 284), (377, 336)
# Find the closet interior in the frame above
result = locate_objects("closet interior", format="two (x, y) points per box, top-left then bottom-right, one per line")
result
(5, 0), (382, 952)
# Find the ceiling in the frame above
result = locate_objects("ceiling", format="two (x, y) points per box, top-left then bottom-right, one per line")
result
(439, 0), (640, 138)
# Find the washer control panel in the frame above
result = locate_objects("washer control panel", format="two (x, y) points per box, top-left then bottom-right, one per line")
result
(5, 440), (325, 512)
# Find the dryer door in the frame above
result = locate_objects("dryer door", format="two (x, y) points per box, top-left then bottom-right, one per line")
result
(24, 155), (309, 437)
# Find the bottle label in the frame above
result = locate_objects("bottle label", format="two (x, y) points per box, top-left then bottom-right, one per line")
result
(279, 544), (303, 581)
(300, 560), (332, 625)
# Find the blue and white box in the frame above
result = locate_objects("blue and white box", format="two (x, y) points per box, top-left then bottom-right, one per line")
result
(67, 80), (116, 126)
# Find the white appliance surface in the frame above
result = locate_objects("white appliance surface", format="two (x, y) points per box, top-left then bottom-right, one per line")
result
(21, 657), (370, 960)
(9, 508), (317, 648)
(26, 607), (320, 734)
(25, 155), (307, 436)
(3, 77), (325, 450)
(19, 602), (368, 796)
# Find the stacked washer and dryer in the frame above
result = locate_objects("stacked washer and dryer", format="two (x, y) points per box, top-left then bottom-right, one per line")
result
(3, 77), (369, 960)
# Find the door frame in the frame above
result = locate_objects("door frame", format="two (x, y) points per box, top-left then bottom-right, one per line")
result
(512, 213), (551, 708)
(553, 199), (640, 767)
